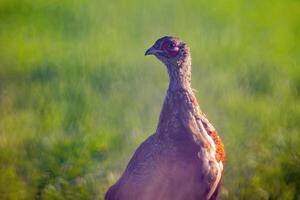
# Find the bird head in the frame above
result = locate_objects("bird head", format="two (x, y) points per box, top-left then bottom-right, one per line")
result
(145, 36), (190, 66)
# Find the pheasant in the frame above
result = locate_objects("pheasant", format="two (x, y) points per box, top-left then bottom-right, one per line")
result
(105, 36), (225, 200)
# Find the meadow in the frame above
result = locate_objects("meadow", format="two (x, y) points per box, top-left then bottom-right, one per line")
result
(0, 0), (299, 199)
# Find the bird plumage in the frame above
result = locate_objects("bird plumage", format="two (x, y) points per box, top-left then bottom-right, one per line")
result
(105, 36), (225, 200)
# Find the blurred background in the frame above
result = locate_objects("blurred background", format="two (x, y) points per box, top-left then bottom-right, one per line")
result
(0, 0), (299, 199)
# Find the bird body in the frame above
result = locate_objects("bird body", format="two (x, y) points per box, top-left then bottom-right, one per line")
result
(105, 36), (225, 200)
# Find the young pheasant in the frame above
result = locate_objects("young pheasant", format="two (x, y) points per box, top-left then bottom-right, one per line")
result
(105, 36), (225, 200)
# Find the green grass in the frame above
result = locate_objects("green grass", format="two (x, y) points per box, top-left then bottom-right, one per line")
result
(0, 0), (299, 199)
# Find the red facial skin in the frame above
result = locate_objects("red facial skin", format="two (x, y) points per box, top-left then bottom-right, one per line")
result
(160, 40), (180, 58)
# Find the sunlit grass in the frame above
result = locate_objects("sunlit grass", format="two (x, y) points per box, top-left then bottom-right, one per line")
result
(0, 0), (299, 199)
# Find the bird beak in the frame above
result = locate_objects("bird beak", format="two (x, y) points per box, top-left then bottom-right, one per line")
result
(145, 46), (161, 56)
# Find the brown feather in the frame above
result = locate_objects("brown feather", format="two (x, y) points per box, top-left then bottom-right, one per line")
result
(105, 36), (225, 200)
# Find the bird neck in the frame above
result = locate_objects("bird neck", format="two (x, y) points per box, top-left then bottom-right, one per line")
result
(166, 55), (192, 92)
(156, 56), (196, 138)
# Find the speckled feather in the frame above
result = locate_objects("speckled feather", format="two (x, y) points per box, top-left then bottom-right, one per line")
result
(105, 36), (225, 200)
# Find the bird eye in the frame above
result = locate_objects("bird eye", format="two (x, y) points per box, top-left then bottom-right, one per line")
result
(168, 42), (176, 49)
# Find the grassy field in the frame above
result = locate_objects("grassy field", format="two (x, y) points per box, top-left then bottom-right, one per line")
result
(0, 0), (300, 199)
